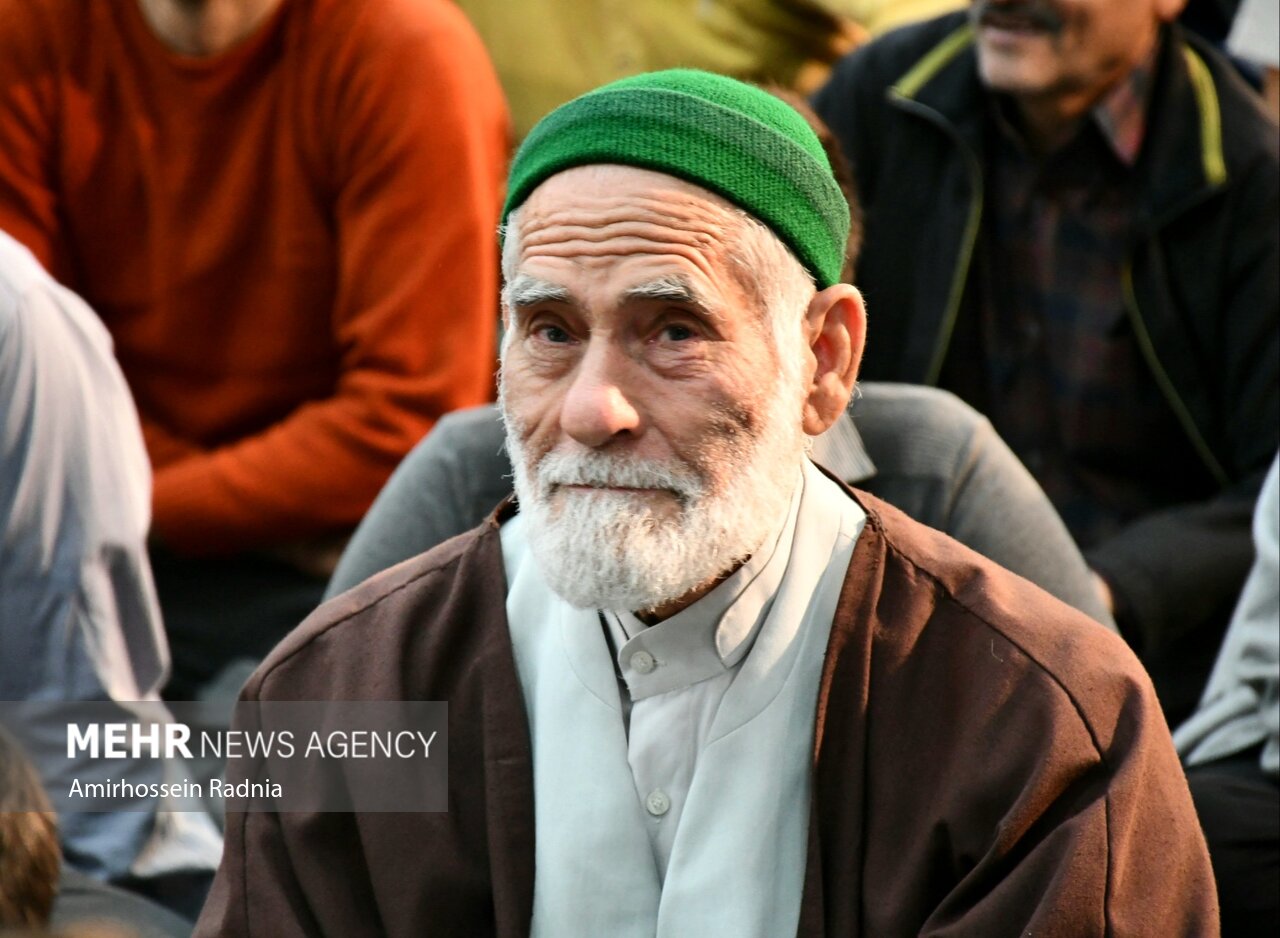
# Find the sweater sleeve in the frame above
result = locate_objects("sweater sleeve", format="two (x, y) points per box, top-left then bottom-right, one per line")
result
(0, 1), (213, 474)
(0, 1), (65, 275)
(152, 2), (509, 554)
(325, 405), (511, 598)
(926, 401), (1117, 629)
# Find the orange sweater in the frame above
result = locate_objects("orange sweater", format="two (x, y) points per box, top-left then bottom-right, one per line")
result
(0, 0), (508, 554)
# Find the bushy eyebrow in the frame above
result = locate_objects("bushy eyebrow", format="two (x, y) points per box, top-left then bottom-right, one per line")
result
(502, 272), (720, 322)
(621, 275), (720, 320)
(621, 274), (695, 303)
(504, 274), (573, 308)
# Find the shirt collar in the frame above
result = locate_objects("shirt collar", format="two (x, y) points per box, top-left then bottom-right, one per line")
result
(606, 464), (804, 700)
(1090, 37), (1159, 167)
(988, 37), (1159, 167)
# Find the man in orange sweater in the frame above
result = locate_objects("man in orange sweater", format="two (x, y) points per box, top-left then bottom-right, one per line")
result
(0, 0), (508, 695)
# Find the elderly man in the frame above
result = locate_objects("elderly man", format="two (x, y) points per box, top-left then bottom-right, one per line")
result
(197, 72), (1215, 936)
(812, 0), (1280, 725)
(0, 0), (507, 697)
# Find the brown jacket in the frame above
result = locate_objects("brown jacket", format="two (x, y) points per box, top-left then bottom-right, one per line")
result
(196, 491), (1217, 937)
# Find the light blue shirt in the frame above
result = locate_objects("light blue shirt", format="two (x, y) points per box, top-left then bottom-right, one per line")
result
(0, 232), (221, 880)
(1175, 454), (1280, 775)
(502, 457), (865, 937)
(601, 473), (801, 876)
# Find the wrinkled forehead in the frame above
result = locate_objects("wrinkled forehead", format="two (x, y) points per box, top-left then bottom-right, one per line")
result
(511, 165), (756, 295)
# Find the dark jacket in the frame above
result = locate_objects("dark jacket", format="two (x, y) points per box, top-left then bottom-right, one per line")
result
(198, 490), (1216, 937)
(813, 15), (1279, 693)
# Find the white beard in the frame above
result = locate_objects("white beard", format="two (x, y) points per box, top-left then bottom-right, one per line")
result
(501, 380), (806, 614)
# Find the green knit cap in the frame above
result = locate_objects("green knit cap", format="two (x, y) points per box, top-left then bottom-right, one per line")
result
(503, 69), (849, 289)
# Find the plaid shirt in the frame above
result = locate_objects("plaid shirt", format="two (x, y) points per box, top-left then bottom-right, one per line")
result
(944, 41), (1201, 550)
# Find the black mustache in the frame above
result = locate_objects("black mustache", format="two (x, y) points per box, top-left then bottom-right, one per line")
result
(971, 0), (1064, 33)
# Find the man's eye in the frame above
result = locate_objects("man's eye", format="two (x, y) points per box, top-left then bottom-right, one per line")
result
(659, 323), (697, 342)
(536, 324), (573, 344)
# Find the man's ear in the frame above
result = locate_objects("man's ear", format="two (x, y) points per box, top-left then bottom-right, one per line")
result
(801, 283), (865, 436)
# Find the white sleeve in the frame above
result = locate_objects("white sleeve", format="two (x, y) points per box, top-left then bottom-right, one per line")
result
(0, 232), (221, 881)
(1228, 0), (1280, 70)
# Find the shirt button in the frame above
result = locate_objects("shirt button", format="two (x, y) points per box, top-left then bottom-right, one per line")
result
(630, 650), (656, 674)
(645, 789), (670, 817)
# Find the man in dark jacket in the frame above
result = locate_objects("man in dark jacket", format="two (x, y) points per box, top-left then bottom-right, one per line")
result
(813, 0), (1279, 723)
(197, 70), (1215, 937)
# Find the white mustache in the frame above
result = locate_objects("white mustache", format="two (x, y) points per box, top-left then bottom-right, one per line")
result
(536, 449), (706, 501)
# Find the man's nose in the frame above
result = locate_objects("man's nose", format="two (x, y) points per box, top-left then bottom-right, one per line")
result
(560, 341), (642, 448)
